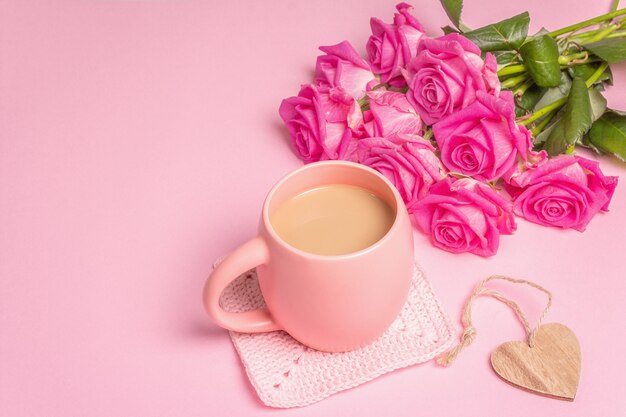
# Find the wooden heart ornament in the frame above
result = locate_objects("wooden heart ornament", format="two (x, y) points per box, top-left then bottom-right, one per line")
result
(490, 323), (581, 401)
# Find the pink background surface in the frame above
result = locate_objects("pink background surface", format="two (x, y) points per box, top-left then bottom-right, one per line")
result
(1, 1), (625, 416)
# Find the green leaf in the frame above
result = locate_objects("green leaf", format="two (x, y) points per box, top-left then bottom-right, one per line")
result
(586, 109), (626, 161)
(532, 72), (572, 110)
(568, 62), (613, 85)
(520, 35), (561, 87)
(603, 65), (613, 86)
(533, 110), (562, 147)
(463, 12), (530, 52)
(584, 38), (626, 64)
(440, 0), (463, 28)
(578, 134), (602, 153)
(494, 51), (519, 65)
(441, 25), (459, 35)
(543, 76), (593, 155)
(588, 87), (608, 122)
(515, 85), (545, 117)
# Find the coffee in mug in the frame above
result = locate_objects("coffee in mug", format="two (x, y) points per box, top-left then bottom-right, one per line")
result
(270, 184), (395, 256)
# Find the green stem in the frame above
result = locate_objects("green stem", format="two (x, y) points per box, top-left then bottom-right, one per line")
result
(605, 30), (626, 38)
(612, 0), (621, 12)
(501, 74), (528, 89)
(585, 62), (609, 86)
(423, 128), (433, 141)
(564, 144), (577, 154)
(568, 28), (605, 43)
(459, 22), (473, 33)
(560, 61), (602, 70)
(558, 52), (589, 64)
(520, 62), (609, 127)
(549, 8), (626, 37)
(531, 110), (557, 136)
(514, 79), (534, 96)
(520, 98), (567, 126)
(568, 18), (625, 41)
(583, 24), (620, 43)
(497, 64), (526, 77)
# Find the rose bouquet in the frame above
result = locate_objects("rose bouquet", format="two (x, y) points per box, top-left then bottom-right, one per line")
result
(279, 1), (621, 256)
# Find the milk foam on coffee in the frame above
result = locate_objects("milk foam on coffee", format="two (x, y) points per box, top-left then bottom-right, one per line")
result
(270, 184), (395, 256)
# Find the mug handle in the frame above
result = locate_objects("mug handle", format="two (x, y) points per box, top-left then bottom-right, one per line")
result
(203, 236), (281, 333)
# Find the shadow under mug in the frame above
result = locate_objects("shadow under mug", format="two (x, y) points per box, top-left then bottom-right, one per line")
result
(203, 161), (414, 352)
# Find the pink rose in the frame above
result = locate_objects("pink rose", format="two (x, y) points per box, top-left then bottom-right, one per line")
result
(315, 41), (377, 100)
(364, 89), (423, 137)
(403, 33), (499, 125)
(366, 2), (425, 87)
(432, 91), (532, 181)
(413, 178), (516, 257)
(357, 134), (445, 211)
(279, 85), (363, 163)
(506, 155), (618, 231)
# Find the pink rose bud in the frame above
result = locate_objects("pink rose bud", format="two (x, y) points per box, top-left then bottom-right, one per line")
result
(279, 85), (364, 163)
(357, 134), (446, 211)
(403, 34), (499, 125)
(315, 41), (377, 100)
(364, 89), (423, 137)
(432, 91), (532, 182)
(366, 2), (425, 87)
(506, 155), (618, 231)
(412, 177), (516, 257)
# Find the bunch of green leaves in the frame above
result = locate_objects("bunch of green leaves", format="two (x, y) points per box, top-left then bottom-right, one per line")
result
(440, 0), (626, 161)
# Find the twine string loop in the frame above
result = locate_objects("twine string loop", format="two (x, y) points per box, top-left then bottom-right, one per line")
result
(436, 275), (552, 367)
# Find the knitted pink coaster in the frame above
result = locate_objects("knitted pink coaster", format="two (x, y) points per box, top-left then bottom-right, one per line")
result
(217, 262), (454, 408)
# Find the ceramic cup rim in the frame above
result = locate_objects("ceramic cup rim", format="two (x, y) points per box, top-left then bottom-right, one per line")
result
(262, 161), (406, 260)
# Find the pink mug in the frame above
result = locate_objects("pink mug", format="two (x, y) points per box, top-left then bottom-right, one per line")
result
(203, 161), (414, 352)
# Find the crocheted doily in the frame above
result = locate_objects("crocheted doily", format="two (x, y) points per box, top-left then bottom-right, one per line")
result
(217, 263), (454, 408)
